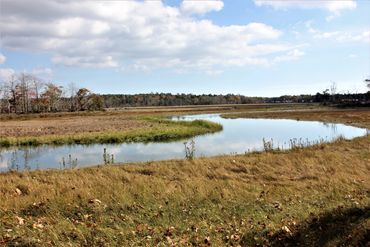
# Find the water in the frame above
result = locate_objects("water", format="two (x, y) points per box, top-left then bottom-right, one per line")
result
(0, 114), (368, 172)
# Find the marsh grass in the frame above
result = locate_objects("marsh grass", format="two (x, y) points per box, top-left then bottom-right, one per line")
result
(60, 155), (78, 170)
(103, 148), (114, 165)
(261, 137), (333, 153)
(0, 118), (222, 147)
(0, 135), (369, 246)
(0, 108), (369, 246)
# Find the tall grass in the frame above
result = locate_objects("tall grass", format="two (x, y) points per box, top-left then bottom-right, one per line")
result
(261, 136), (344, 152)
(0, 134), (368, 246)
(103, 148), (114, 165)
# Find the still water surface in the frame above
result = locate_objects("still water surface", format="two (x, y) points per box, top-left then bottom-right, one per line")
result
(0, 114), (367, 172)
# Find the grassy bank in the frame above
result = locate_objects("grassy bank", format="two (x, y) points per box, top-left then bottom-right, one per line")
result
(221, 108), (370, 129)
(0, 118), (222, 147)
(0, 108), (369, 246)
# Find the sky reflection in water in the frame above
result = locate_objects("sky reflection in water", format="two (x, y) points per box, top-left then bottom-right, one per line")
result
(0, 114), (367, 172)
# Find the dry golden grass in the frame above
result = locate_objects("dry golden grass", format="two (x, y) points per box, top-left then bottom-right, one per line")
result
(0, 115), (150, 137)
(0, 107), (369, 246)
(0, 103), (318, 138)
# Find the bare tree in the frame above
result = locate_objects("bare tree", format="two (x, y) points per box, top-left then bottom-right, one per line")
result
(365, 78), (370, 90)
(330, 81), (337, 102)
(17, 73), (34, 113)
(29, 75), (44, 113)
(4, 74), (19, 113)
(67, 82), (78, 111)
(0, 81), (6, 113)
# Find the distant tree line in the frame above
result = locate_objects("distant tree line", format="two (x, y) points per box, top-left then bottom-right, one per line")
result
(101, 91), (369, 108)
(1, 74), (369, 114)
(0, 73), (104, 114)
(101, 93), (264, 107)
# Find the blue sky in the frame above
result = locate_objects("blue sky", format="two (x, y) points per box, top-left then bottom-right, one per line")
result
(0, 0), (369, 96)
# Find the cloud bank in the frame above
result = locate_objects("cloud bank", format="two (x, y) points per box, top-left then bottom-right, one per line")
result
(0, 0), (302, 72)
(253, 0), (357, 13)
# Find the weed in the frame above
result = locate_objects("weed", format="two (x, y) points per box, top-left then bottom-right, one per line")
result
(60, 154), (78, 169)
(103, 148), (114, 165)
(184, 139), (196, 160)
(262, 138), (275, 152)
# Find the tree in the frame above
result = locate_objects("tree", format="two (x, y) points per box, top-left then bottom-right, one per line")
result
(29, 75), (44, 113)
(365, 78), (370, 90)
(67, 82), (78, 112)
(330, 81), (337, 102)
(0, 81), (7, 113)
(17, 73), (33, 113)
(76, 88), (91, 111)
(40, 83), (63, 112)
(86, 93), (104, 111)
(3, 74), (19, 113)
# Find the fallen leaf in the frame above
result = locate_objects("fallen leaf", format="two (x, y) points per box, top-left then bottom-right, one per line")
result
(282, 226), (291, 234)
(15, 188), (22, 196)
(88, 199), (102, 204)
(33, 223), (44, 229)
(15, 216), (25, 225)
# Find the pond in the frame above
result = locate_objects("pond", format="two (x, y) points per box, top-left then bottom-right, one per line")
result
(0, 114), (368, 172)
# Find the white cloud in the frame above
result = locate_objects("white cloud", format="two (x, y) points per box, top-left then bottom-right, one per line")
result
(0, 67), (53, 82)
(0, 68), (15, 81)
(314, 30), (369, 43)
(0, 53), (6, 64)
(273, 49), (305, 63)
(32, 67), (53, 80)
(52, 55), (118, 68)
(304, 21), (369, 43)
(0, 0), (301, 71)
(181, 0), (224, 15)
(254, 0), (357, 14)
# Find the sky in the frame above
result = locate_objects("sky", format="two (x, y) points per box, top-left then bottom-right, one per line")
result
(0, 0), (369, 97)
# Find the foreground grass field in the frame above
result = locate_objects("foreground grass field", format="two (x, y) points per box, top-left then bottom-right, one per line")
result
(0, 107), (369, 246)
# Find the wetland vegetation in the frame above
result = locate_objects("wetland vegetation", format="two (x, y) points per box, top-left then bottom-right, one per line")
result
(0, 106), (369, 246)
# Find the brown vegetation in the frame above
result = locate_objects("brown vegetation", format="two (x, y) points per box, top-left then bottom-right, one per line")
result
(0, 107), (369, 246)
(0, 103), (318, 138)
(0, 114), (150, 137)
